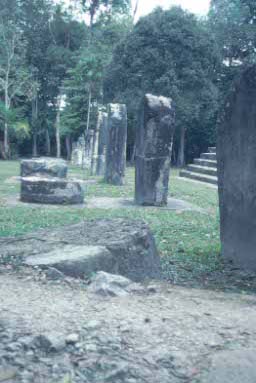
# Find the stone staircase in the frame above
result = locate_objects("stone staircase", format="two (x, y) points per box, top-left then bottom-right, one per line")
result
(179, 147), (218, 185)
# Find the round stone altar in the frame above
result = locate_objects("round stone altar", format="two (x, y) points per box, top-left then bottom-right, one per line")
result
(20, 177), (84, 205)
(21, 157), (68, 178)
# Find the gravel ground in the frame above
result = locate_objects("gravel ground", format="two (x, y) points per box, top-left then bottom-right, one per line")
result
(1, 267), (256, 383)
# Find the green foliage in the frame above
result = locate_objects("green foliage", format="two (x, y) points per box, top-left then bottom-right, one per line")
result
(61, 11), (132, 139)
(104, 7), (220, 161)
(209, 0), (256, 106)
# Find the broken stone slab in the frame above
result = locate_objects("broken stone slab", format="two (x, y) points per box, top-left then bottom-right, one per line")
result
(135, 94), (175, 206)
(20, 177), (84, 205)
(105, 103), (127, 185)
(25, 246), (117, 279)
(1, 219), (161, 282)
(20, 157), (68, 178)
(203, 349), (256, 383)
(217, 65), (256, 270)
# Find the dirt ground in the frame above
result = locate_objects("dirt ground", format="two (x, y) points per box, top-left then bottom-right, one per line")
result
(1, 266), (256, 383)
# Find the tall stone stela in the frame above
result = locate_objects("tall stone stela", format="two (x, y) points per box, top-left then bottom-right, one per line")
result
(105, 104), (127, 186)
(96, 112), (108, 176)
(217, 65), (256, 270)
(135, 94), (175, 206)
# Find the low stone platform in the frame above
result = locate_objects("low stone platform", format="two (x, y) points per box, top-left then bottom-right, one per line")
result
(20, 177), (84, 205)
(21, 158), (68, 178)
(0, 219), (161, 282)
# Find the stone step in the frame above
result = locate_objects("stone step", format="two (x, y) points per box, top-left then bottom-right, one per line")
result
(208, 147), (216, 153)
(201, 153), (217, 160)
(186, 164), (217, 177)
(194, 158), (217, 168)
(179, 170), (218, 185)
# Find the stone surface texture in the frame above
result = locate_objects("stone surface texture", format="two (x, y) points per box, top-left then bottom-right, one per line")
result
(217, 65), (256, 270)
(96, 112), (108, 176)
(1, 219), (161, 282)
(21, 157), (67, 178)
(20, 177), (84, 205)
(105, 103), (127, 185)
(135, 94), (175, 206)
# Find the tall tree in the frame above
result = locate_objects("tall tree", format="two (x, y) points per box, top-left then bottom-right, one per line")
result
(0, 10), (33, 158)
(104, 7), (219, 165)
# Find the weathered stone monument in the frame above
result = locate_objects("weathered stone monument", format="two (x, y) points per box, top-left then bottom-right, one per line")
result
(135, 94), (175, 206)
(96, 112), (108, 176)
(20, 158), (84, 204)
(90, 111), (104, 176)
(105, 104), (127, 185)
(71, 136), (86, 168)
(217, 65), (256, 270)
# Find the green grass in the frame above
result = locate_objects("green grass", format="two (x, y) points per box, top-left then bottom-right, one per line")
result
(0, 161), (221, 281)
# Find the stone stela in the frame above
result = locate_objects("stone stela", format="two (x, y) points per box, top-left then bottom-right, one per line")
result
(104, 103), (127, 186)
(217, 64), (256, 270)
(135, 94), (175, 206)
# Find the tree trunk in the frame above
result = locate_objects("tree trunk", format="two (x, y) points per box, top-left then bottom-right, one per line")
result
(45, 129), (51, 156)
(56, 108), (61, 158)
(32, 133), (38, 157)
(4, 86), (9, 158)
(85, 86), (92, 134)
(177, 126), (186, 168)
(4, 122), (9, 159)
(65, 135), (71, 161)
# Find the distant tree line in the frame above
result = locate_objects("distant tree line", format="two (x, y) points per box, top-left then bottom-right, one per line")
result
(0, 0), (255, 164)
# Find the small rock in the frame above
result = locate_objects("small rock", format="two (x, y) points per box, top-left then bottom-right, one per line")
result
(18, 335), (34, 349)
(65, 333), (79, 345)
(147, 284), (158, 293)
(32, 333), (65, 352)
(88, 271), (133, 297)
(84, 320), (101, 330)
(45, 267), (65, 281)
(5, 342), (21, 352)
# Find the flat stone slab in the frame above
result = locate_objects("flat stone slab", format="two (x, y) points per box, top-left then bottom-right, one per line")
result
(20, 177), (84, 205)
(26, 246), (115, 279)
(1, 219), (161, 282)
(21, 157), (68, 178)
(87, 197), (203, 212)
(202, 350), (256, 383)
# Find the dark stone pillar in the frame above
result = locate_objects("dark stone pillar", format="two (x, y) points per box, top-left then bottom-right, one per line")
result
(105, 104), (127, 185)
(96, 112), (108, 176)
(135, 94), (175, 206)
(217, 65), (256, 270)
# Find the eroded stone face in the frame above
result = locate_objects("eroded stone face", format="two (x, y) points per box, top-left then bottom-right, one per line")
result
(135, 94), (175, 206)
(217, 65), (256, 270)
(20, 177), (84, 205)
(105, 104), (127, 185)
(21, 158), (68, 178)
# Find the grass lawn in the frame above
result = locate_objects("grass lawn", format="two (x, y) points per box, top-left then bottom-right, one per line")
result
(0, 160), (221, 282)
